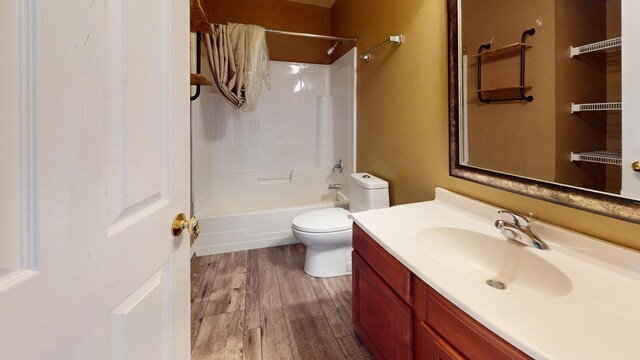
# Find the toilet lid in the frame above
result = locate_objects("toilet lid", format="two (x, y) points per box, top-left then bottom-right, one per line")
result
(292, 207), (352, 233)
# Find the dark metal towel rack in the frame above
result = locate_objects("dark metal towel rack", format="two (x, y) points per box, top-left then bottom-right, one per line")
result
(476, 28), (536, 104)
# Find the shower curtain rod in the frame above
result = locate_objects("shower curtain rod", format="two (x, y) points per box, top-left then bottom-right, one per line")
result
(213, 23), (356, 44)
(266, 29), (356, 44)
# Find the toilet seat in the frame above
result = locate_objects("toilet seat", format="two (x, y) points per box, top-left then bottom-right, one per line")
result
(291, 207), (351, 233)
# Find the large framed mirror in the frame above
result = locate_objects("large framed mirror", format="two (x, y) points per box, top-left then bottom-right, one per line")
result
(447, 0), (640, 223)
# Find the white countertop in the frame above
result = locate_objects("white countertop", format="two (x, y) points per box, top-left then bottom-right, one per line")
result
(349, 188), (640, 360)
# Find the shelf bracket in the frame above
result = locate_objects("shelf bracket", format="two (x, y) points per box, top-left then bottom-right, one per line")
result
(571, 102), (622, 113)
(191, 33), (203, 101)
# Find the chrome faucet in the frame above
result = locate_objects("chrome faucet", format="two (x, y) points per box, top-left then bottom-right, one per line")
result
(328, 183), (341, 190)
(494, 210), (549, 250)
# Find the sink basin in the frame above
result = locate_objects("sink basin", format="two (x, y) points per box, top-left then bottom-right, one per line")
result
(415, 227), (572, 297)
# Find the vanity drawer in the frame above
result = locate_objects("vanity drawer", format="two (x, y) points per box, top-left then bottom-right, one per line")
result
(416, 321), (465, 360)
(414, 278), (531, 360)
(353, 223), (412, 304)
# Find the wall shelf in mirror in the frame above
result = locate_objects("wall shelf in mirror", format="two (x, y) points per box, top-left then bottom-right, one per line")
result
(570, 151), (621, 166)
(571, 102), (622, 113)
(472, 43), (533, 59)
(474, 86), (532, 94)
(570, 37), (621, 58)
(476, 28), (535, 103)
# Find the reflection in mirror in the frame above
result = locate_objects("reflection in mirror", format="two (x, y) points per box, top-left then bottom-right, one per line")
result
(448, 0), (640, 223)
(460, 0), (622, 195)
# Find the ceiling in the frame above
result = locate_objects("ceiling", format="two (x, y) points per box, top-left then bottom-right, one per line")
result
(286, 0), (336, 8)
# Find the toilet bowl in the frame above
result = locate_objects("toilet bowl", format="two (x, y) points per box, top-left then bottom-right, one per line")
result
(291, 173), (389, 278)
(292, 207), (352, 277)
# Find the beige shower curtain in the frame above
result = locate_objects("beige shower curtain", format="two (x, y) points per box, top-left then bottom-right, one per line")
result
(203, 22), (270, 112)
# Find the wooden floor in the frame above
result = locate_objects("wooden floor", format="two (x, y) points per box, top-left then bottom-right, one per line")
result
(190, 244), (373, 360)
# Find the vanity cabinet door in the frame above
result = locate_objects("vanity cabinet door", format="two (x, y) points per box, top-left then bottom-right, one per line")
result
(352, 252), (413, 360)
(413, 277), (531, 360)
(416, 321), (465, 360)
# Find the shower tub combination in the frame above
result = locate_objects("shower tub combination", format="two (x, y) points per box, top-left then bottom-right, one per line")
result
(191, 49), (357, 255)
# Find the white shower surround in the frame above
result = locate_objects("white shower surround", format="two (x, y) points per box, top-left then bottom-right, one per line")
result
(192, 49), (357, 255)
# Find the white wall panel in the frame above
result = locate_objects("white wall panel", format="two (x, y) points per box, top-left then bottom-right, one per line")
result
(192, 50), (356, 220)
(108, 266), (169, 360)
(107, 0), (170, 230)
(193, 61), (338, 216)
(192, 50), (356, 255)
(0, 0), (37, 276)
(122, 0), (165, 208)
(622, 0), (640, 198)
(0, 1), (24, 272)
(330, 49), (357, 198)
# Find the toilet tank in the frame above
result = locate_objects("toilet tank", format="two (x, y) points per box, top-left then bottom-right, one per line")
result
(348, 173), (390, 213)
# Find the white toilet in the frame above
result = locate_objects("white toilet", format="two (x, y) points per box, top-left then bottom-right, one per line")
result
(291, 173), (389, 277)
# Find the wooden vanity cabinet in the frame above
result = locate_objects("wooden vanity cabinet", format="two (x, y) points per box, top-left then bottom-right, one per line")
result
(352, 224), (413, 359)
(352, 224), (532, 360)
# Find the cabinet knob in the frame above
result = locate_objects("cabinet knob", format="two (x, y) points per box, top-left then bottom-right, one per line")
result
(633, 161), (640, 173)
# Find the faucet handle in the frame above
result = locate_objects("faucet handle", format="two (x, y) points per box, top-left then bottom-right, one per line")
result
(497, 210), (533, 227)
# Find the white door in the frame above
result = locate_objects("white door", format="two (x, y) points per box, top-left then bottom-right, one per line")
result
(622, 0), (640, 198)
(0, 0), (191, 359)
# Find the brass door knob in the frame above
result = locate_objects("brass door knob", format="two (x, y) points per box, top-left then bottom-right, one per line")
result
(633, 161), (640, 173)
(172, 213), (200, 239)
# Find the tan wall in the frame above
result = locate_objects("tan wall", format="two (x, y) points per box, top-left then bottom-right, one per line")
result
(201, 0), (333, 64)
(461, 0), (556, 181)
(332, 0), (640, 251)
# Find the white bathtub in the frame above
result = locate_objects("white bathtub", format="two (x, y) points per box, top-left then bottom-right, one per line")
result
(194, 198), (348, 256)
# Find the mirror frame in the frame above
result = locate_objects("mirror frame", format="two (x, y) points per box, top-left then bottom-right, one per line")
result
(446, 0), (640, 224)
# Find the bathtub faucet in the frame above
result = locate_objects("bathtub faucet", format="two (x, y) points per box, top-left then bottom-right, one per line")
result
(333, 159), (344, 173)
(328, 183), (342, 190)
